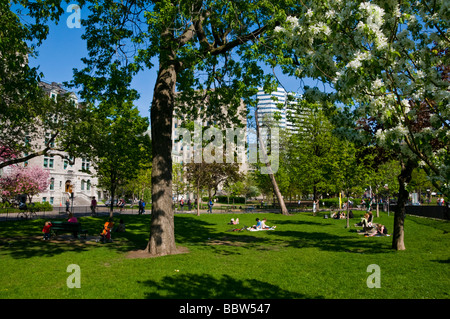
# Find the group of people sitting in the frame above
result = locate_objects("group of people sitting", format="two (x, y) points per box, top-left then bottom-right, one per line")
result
(355, 212), (389, 237)
(100, 217), (126, 243)
(42, 214), (126, 242)
(227, 217), (276, 231)
(330, 210), (354, 219)
(248, 218), (276, 231)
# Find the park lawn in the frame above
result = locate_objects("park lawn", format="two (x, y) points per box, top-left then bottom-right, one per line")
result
(0, 210), (448, 299)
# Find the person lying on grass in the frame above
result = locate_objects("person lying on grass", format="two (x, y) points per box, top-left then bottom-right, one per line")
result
(366, 224), (389, 237)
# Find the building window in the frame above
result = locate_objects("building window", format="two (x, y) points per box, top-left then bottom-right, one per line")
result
(81, 180), (85, 191)
(82, 158), (90, 171)
(43, 155), (54, 168)
(50, 197), (54, 205)
(49, 178), (55, 190)
(87, 180), (91, 191)
(42, 197), (47, 203)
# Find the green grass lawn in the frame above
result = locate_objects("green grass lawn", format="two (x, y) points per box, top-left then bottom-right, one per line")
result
(0, 210), (448, 299)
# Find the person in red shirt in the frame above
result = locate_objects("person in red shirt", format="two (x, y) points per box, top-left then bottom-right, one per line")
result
(42, 221), (52, 240)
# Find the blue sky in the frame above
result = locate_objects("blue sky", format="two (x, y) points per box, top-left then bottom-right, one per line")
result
(27, 7), (313, 121)
(27, 16), (157, 120)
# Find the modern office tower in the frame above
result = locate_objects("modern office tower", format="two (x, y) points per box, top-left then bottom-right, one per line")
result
(255, 87), (300, 133)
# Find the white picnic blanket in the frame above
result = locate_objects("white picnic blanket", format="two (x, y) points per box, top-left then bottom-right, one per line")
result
(247, 227), (276, 231)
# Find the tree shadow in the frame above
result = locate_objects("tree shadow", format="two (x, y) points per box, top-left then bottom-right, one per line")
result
(274, 230), (394, 254)
(0, 215), (151, 259)
(273, 219), (332, 227)
(0, 236), (92, 259)
(0, 214), (395, 259)
(138, 273), (323, 299)
(174, 215), (222, 244)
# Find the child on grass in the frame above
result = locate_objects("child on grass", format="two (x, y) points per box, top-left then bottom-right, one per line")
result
(42, 221), (52, 240)
(100, 218), (114, 242)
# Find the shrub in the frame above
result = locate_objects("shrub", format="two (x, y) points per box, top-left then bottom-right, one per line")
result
(32, 201), (53, 212)
(202, 196), (246, 204)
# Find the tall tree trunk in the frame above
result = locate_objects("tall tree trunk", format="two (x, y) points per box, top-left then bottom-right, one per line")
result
(109, 172), (116, 218)
(375, 188), (380, 218)
(196, 183), (201, 216)
(255, 109), (288, 215)
(392, 159), (416, 251)
(346, 190), (350, 228)
(109, 187), (115, 218)
(145, 56), (177, 256)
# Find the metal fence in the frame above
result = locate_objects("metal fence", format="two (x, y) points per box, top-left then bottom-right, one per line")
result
(406, 205), (450, 220)
(0, 205), (144, 222)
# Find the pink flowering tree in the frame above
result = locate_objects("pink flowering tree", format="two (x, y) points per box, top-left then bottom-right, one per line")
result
(0, 145), (17, 164)
(0, 165), (50, 204)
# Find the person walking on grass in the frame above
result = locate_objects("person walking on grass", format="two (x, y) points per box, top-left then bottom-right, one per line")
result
(208, 199), (213, 213)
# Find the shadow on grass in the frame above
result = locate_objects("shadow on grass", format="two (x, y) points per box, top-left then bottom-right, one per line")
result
(174, 215), (222, 243)
(0, 215), (153, 259)
(0, 214), (394, 259)
(273, 219), (332, 227)
(0, 237), (93, 259)
(274, 230), (393, 254)
(139, 273), (322, 299)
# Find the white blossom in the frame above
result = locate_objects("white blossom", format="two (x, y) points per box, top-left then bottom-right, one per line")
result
(345, 50), (371, 70)
(325, 10), (336, 19)
(286, 16), (299, 27)
(274, 26), (284, 33)
(372, 78), (383, 90)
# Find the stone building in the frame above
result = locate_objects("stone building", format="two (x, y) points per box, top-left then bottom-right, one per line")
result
(22, 81), (103, 207)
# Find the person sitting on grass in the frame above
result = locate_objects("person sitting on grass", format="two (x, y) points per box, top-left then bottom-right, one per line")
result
(366, 224), (389, 237)
(228, 218), (239, 225)
(355, 213), (370, 228)
(260, 218), (276, 230)
(247, 218), (262, 230)
(253, 218), (262, 230)
(100, 218), (114, 243)
(114, 219), (126, 232)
